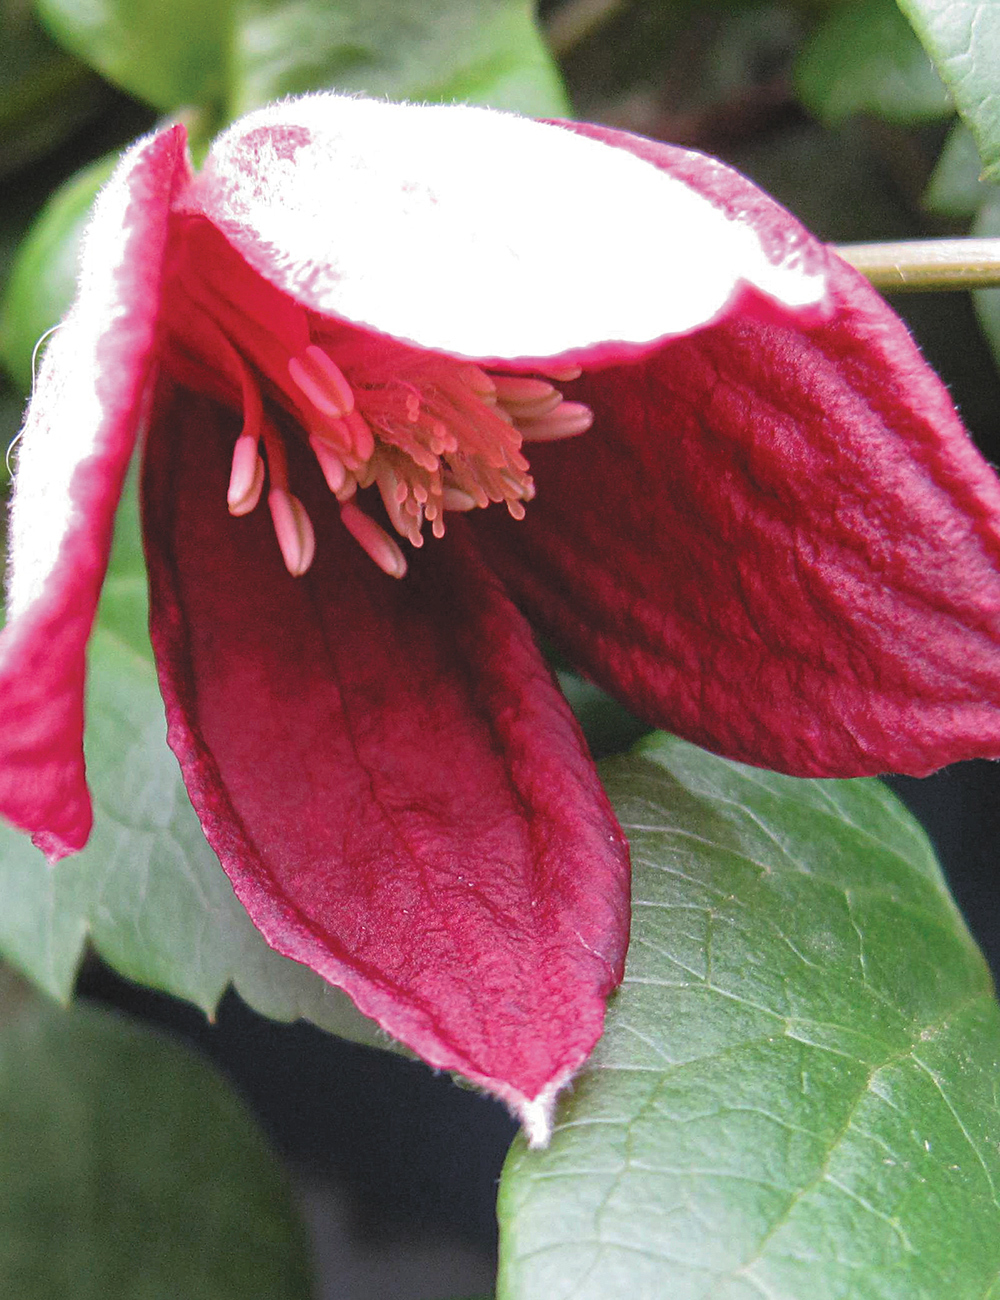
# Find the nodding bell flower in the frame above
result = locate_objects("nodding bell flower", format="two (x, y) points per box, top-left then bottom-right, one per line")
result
(2, 94), (1000, 1141)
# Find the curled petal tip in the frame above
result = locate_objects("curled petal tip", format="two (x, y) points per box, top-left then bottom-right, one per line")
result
(514, 1071), (575, 1149)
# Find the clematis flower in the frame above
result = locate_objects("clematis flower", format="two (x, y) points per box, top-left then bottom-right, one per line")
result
(3, 94), (1000, 1140)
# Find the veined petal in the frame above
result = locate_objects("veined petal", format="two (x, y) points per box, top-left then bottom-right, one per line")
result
(142, 384), (630, 1127)
(0, 124), (190, 860)
(478, 242), (1000, 778)
(178, 94), (830, 363)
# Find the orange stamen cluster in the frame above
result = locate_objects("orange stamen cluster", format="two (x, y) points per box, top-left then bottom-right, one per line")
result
(225, 330), (592, 578)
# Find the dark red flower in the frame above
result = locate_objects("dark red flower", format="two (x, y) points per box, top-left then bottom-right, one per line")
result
(2, 96), (999, 1138)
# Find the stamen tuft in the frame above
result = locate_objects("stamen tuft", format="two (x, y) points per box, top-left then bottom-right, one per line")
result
(214, 317), (593, 579)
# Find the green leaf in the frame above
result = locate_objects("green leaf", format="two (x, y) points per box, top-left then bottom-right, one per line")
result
(0, 473), (397, 1053)
(34, 0), (568, 119)
(35, 0), (229, 113)
(0, 975), (311, 1298)
(0, 155), (113, 392)
(498, 734), (1000, 1299)
(924, 122), (990, 219)
(795, 0), (952, 126)
(897, 0), (1000, 181)
(228, 0), (569, 118)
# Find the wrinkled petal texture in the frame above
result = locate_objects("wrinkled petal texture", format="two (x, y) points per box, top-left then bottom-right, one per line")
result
(0, 126), (189, 859)
(143, 385), (630, 1114)
(179, 94), (829, 363)
(478, 125), (1000, 777)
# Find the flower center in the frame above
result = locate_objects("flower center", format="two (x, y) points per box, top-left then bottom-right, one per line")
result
(224, 326), (592, 578)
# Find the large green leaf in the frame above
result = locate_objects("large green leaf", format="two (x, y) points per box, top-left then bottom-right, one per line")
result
(34, 0), (569, 118)
(924, 122), (989, 220)
(897, 0), (1000, 181)
(795, 0), (952, 126)
(230, 0), (569, 117)
(0, 474), (396, 1051)
(0, 975), (311, 1298)
(35, 0), (230, 114)
(498, 734), (1000, 1299)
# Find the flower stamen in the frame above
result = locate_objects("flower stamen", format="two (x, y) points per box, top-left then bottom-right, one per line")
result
(259, 418), (316, 576)
(340, 501), (408, 578)
(216, 327), (591, 578)
(227, 434), (265, 515)
(287, 344), (355, 418)
(268, 488), (316, 576)
(517, 401), (594, 442)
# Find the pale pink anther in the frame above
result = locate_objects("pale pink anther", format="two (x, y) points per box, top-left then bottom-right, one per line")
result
(227, 434), (265, 515)
(344, 410), (375, 461)
(340, 501), (408, 578)
(540, 364), (583, 382)
(493, 376), (557, 405)
(309, 435), (348, 494)
(433, 422), (458, 453)
(442, 487), (477, 512)
(311, 416), (354, 457)
(376, 467), (413, 539)
(517, 401), (594, 441)
(335, 474), (358, 503)
(288, 344), (356, 419)
(459, 364), (497, 398)
(502, 392), (563, 422)
(268, 488), (317, 576)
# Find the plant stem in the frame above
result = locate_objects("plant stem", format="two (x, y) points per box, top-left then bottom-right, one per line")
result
(834, 238), (1000, 291)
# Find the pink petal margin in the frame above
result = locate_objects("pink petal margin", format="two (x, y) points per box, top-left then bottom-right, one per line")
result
(0, 125), (190, 860)
(143, 385), (631, 1134)
(478, 126), (1000, 778)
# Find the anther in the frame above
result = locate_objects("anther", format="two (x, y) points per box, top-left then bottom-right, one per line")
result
(459, 365), (497, 398)
(493, 377), (557, 405)
(340, 502), (408, 578)
(228, 434), (265, 515)
(268, 489), (316, 576)
(309, 435), (348, 494)
(441, 487), (477, 512)
(288, 345), (355, 419)
(344, 410), (375, 461)
(517, 401), (594, 442)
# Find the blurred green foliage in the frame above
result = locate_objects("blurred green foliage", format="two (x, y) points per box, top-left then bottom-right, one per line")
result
(0, 969), (313, 1298)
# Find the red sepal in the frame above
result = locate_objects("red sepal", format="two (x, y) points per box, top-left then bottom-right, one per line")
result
(142, 382), (630, 1114)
